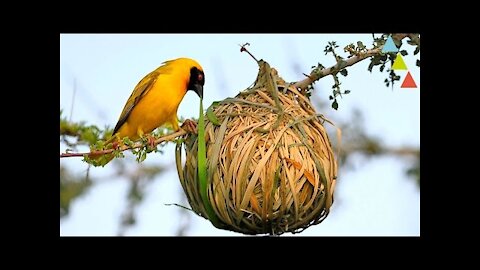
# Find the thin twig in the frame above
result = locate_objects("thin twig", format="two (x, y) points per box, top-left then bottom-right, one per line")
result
(69, 78), (76, 122)
(60, 129), (187, 158)
(293, 34), (412, 91)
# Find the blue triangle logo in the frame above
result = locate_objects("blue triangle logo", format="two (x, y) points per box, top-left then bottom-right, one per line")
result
(382, 36), (399, 53)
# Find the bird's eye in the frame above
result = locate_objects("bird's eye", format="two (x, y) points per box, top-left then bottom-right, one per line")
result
(198, 74), (203, 82)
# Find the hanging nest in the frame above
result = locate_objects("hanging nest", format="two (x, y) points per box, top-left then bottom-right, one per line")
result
(175, 60), (338, 235)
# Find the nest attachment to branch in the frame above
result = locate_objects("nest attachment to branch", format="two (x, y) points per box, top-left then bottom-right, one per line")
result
(176, 60), (338, 235)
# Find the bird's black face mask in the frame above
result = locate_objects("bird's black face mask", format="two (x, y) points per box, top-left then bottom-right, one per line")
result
(188, 67), (204, 98)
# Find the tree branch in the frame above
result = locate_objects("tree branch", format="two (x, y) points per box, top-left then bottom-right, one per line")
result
(293, 34), (412, 91)
(343, 145), (419, 157)
(60, 129), (187, 158)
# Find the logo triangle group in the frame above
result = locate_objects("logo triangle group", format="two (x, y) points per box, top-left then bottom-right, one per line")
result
(382, 36), (399, 53)
(392, 53), (408, 70)
(382, 34), (419, 89)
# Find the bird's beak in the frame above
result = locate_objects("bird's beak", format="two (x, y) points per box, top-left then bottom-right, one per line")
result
(193, 83), (203, 98)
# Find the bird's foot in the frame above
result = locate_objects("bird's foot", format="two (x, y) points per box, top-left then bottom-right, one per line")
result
(147, 135), (156, 149)
(111, 141), (120, 150)
(181, 119), (198, 135)
(141, 133), (157, 149)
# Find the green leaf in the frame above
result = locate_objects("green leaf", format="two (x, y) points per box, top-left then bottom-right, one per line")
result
(137, 149), (147, 162)
(340, 69), (348, 76)
(368, 61), (374, 72)
(206, 101), (221, 126)
(416, 59), (420, 67)
(414, 46), (420, 55)
(121, 136), (132, 146)
(400, 50), (408, 56)
(380, 64), (385, 72)
(329, 95), (333, 100)
(344, 43), (355, 54)
(344, 90), (351, 94)
(332, 99), (338, 110)
(198, 99), (221, 228)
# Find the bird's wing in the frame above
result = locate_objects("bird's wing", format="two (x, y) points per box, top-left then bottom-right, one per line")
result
(112, 69), (160, 134)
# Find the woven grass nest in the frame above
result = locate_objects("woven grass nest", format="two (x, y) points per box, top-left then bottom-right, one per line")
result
(175, 60), (338, 235)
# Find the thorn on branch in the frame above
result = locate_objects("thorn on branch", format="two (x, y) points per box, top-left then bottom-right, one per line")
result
(302, 73), (313, 80)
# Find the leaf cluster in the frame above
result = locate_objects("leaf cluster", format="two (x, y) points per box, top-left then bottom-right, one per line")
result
(304, 33), (420, 110)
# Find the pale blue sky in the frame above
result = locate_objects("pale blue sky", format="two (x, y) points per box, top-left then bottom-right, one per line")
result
(60, 34), (420, 236)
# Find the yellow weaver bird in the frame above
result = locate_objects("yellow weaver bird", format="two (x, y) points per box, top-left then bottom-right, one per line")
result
(112, 57), (204, 140)
(93, 57), (204, 165)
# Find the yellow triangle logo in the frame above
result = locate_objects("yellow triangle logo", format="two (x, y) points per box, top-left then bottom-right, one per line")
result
(392, 53), (407, 70)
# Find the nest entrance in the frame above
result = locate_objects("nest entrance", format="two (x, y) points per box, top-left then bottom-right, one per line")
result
(176, 60), (338, 235)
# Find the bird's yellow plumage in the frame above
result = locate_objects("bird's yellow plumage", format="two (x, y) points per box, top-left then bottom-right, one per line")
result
(89, 57), (204, 166)
(112, 57), (204, 141)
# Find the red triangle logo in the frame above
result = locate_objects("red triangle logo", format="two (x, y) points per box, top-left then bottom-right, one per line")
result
(401, 71), (417, 88)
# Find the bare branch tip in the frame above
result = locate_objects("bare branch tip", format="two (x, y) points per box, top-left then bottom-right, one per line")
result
(239, 42), (259, 63)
